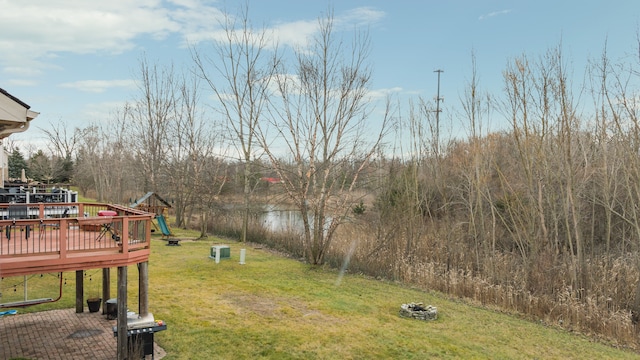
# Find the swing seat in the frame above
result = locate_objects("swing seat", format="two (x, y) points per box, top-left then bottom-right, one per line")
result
(0, 298), (54, 308)
(0, 273), (62, 308)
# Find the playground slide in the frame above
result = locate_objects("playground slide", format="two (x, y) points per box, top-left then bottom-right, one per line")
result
(156, 215), (172, 236)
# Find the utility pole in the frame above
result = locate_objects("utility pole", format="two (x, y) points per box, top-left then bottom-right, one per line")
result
(434, 69), (444, 158)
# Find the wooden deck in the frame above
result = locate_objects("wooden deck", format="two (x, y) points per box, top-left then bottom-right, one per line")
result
(0, 202), (154, 277)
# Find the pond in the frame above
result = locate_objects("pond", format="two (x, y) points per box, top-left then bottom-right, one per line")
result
(259, 204), (305, 233)
(218, 203), (333, 235)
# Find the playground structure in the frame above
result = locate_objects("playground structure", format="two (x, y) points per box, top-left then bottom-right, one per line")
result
(130, 192), (174, 238)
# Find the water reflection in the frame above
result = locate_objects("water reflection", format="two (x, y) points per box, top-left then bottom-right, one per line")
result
(258, 204), (331, 234)
(260, 205), (304, 233)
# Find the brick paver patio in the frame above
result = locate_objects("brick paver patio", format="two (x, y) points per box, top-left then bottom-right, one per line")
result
(0, 308), (166, 359)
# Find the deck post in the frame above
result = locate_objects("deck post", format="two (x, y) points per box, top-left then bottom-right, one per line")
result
(139, 261), (149, 317)
(102, 268), (110, 315)
(59, 219), (67, 260)
(75, 270), (83, 313)
(117, 266), (128, 360)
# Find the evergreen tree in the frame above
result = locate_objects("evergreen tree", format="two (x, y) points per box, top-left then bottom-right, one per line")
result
(28, 150), (52, 183)
(53, 155), (74, 183)
(8, 147), (28, 179)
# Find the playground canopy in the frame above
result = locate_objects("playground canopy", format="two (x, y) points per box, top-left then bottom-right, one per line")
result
(130, 192), (171, 215)
(131, 192), (174, 237)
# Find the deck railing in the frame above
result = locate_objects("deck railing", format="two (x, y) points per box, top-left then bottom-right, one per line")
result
(0, 203), (154, 277)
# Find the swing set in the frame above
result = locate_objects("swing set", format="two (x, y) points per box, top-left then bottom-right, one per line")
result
(0, 272), (63, 308)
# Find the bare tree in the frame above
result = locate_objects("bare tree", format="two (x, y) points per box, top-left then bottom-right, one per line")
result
(497, 51), (558, 287)
(75, 125), (102, 199)
(192, 6), (277, 242)
(458, 51), (497, 273)
(127, 57), (177, 193)
(75, 116), (136, 203)
(74, 61), (198, 206)
(39, 120), (80, 184)
(73, 127), (97, 197)
(40, 119), (80, 159)
(167, 71), (227, 234)
(260, 11), (390, 265)
(596, 38), (640, 320)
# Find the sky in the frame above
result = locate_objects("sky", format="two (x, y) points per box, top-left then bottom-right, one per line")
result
(1, 0), (639, 153)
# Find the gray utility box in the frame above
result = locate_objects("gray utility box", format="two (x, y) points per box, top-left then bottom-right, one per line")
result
(210, 245), (231, 259)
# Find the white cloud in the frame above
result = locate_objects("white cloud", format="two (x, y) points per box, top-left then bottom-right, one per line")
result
(81, 100), (130, 122)
(6, 79), (39, 87)
(3, 66), (44, 77)
(367, 87), (403, 101)
(168, 0), (228, 47)
(269, 7), (385, 50)
(478, 9), (512, 21)
(0, 0), (194, 75)
(59, 79), (135, 93)
(0, 1), (386, 81)
(336, 7), (385, 28)
(188, 5), (386, 52)
(271, 20), (319, 49)
(0, 2), (180, 53)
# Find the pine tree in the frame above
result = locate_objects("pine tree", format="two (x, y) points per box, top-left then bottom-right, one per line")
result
(8, 147), (28, 179)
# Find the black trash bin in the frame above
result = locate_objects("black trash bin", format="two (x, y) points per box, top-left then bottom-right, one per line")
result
(106, 298), (117, 320)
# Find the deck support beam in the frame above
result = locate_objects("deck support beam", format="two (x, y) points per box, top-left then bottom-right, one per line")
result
(102, 267), (110, 315)
(75, 270), (83, 313)
(117, 266), (128, 360)
(139, 261), (149, 317)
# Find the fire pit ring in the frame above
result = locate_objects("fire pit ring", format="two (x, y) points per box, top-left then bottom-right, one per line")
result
(399, 302), (438, 321)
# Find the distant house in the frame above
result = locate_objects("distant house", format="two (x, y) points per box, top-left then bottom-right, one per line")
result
(261, 177), (283, 184)
(0, 88), (39, 186)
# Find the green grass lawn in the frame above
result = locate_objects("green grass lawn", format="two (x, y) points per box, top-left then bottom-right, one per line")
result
(4, 236), (639, 359)
(147, 238), (638, 359)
